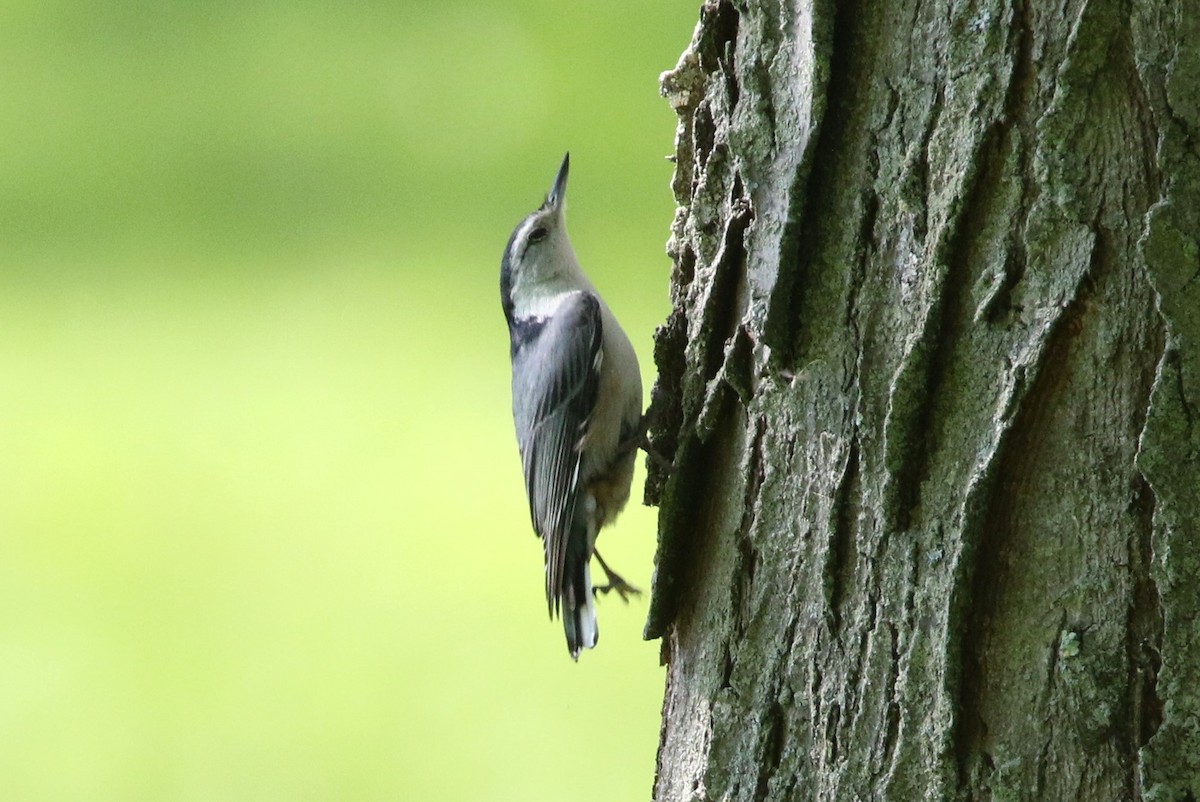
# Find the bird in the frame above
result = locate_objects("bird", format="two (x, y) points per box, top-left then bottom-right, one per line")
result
(500, 153), (644, 659)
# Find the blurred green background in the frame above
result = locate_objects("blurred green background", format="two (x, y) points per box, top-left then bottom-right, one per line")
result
(0, 2), (695, 799)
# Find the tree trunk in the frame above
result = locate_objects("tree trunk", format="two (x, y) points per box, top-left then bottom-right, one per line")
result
(643, 1), (1199, 799)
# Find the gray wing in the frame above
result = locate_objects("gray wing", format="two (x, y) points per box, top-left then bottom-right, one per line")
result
(510, 292), (602, 611)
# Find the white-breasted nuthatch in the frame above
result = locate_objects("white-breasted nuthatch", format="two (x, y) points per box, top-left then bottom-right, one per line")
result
(500, 153), (644, 660)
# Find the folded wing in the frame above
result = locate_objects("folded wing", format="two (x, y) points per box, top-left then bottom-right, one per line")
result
(510, 291), (603, 613)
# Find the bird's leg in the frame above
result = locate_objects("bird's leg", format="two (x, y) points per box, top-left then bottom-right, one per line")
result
(592, 550), (642, 602)
(618, 413), (672, 470)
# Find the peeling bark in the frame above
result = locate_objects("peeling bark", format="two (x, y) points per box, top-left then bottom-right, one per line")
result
(645, 1), (1198, 799)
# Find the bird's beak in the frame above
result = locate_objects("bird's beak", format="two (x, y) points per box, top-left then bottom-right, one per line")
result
(547, 152), (570, 212)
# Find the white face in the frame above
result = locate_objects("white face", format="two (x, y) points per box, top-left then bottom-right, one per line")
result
(506, 206), (581, 317)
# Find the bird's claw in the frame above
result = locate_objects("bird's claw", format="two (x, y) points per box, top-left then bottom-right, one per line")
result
(592, 550), (641, 603)
(593, 576), (642, 603)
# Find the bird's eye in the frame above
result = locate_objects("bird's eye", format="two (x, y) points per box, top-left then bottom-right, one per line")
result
(528, 226), (548, 244)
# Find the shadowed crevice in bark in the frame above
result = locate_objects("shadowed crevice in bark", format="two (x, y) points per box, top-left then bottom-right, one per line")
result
(696, 0), (738, 79)
(694, 104), (717, 171)
(757, 0), (836, 358)
(1123, 268), (1168, 795)
(778, 0), (875, 368)
(731, 415), (767, 642)
(700, 178), (753, 401)
(825, 436), (860, 630)
(754, 701), (787, 802)
(1126, 472), (1163, 785)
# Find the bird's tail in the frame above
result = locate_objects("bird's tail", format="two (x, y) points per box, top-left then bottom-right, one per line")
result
(562, 558), (598, 660)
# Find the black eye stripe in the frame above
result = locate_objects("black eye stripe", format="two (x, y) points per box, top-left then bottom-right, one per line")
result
(528, 226), (548, 243)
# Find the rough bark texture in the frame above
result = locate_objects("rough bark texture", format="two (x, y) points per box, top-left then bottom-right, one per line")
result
(644, 1), (1199, 799)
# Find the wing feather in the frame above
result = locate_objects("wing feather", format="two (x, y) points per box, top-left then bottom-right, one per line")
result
(510, 292), (602, 613)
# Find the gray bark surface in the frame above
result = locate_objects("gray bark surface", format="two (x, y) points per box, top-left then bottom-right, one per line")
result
(643, 1), (1199, 799)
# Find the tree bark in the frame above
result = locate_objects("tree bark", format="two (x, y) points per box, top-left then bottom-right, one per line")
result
(643, 1), (1199, 799)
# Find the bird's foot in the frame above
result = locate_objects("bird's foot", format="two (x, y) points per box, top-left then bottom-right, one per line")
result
(592, 550), (642, 603)
(619, 414), (672, 471)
